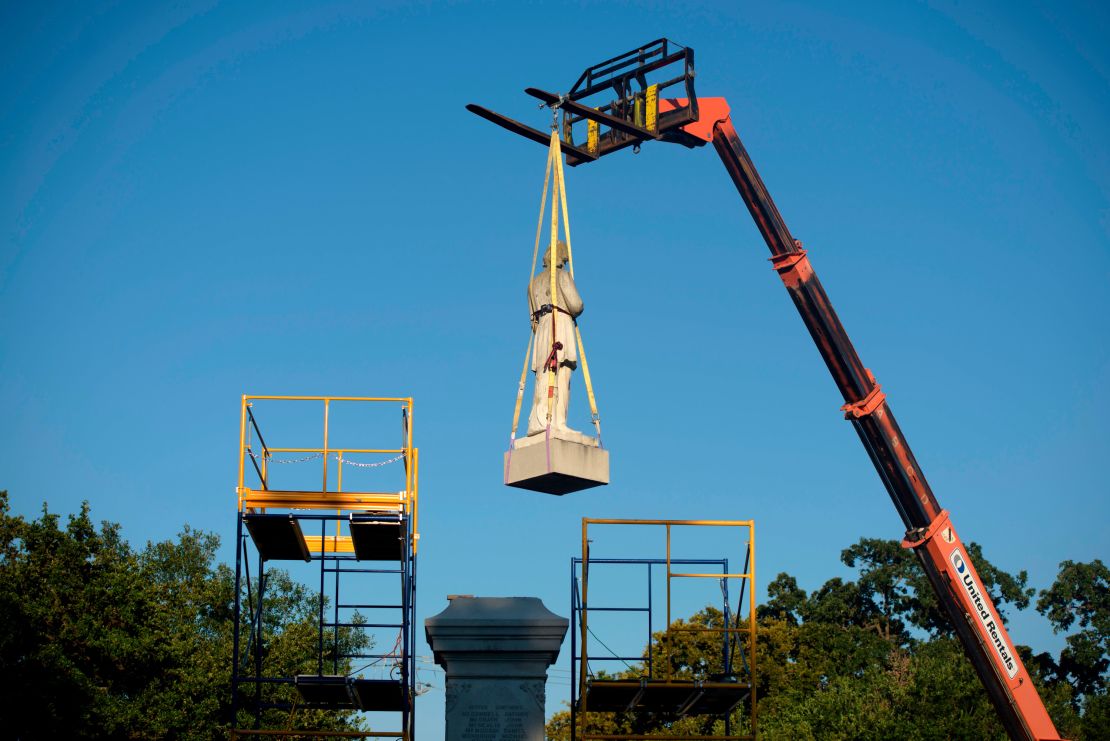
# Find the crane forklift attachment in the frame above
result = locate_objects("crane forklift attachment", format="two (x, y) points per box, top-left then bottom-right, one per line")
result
(467, 38), (705, 165)
(465, 104), (597, 162)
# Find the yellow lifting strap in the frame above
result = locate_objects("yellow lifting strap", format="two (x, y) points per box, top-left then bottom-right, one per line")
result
(509, 139), (553, 442)
(508, 131), (603, 442)
(554, 135), (602, 440)
(546, 135), (559, 427)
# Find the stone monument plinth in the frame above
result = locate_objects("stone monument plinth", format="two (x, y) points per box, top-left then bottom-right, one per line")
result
(425, 596), (568, 741)
(505, 430), (610, 495)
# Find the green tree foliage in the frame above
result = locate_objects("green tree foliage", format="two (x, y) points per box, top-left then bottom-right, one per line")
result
(549, 537), (1103, 740)
(233, 568), (371, 733)
(1036, 558), (1110, 740)
(0, 491), (370, 739)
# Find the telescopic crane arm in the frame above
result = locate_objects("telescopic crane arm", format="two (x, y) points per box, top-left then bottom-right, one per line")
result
(697, 99), (1063, 741)
(467, 39), (1064, 741)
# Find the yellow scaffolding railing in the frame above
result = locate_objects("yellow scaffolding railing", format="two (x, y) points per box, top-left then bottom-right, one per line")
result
(236, 395), (419, 555)
(574, 518), (757, 740)
(232, 395), (419, 741)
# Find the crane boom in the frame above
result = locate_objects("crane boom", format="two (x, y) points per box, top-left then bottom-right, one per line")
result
(466, 38), (1065, 740)
(698, 100), (1063, 741)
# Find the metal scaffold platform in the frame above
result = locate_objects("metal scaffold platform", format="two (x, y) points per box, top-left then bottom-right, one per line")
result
(571, 518), (757, 740)
(231, 395), (420, 741)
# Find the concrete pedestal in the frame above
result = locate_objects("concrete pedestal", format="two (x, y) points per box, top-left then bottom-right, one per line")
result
(505, 431), (609, 495)
(425, 597), (569, 741)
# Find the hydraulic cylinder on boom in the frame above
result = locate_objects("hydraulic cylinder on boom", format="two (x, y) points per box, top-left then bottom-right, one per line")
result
(467, 39), (1064, 741)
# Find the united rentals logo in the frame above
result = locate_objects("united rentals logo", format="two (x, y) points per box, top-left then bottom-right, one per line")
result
(950, 548), (1018, 679)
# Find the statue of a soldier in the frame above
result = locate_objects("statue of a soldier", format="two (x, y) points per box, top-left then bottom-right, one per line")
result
(527, 240), (584, 437)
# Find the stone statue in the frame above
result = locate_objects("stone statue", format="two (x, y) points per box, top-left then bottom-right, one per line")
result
(526, 241), (584, 437)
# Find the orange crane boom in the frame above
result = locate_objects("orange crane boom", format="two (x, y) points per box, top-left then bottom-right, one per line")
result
(468, 38), (1064, 741)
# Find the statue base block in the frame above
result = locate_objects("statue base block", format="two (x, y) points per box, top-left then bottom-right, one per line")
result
(504, 431), (609, 495)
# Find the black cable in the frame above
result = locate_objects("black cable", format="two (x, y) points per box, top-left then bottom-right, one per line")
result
(586, 624), (636, 673)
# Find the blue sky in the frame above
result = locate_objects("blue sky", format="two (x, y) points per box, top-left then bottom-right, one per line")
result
(2, 0), (1107, 733)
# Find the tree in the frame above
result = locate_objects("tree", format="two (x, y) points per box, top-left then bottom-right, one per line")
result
(1037, 559), (1109, 698)
(233, 568), (372, 732)
(836, 537), (1034, 641)
(1037, 559), (1110, 740)
(547, 536), (1095, 740)
(0, 491), (369, 739)
(758, 573), (806, 624)
(839, 538), (917, 642)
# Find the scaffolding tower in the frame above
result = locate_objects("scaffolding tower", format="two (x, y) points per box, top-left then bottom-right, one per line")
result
(571, 519), (757, 740)
(231, 395), (419, 740)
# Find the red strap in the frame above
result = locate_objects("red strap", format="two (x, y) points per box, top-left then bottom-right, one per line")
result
(544, 341), (563, 372)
